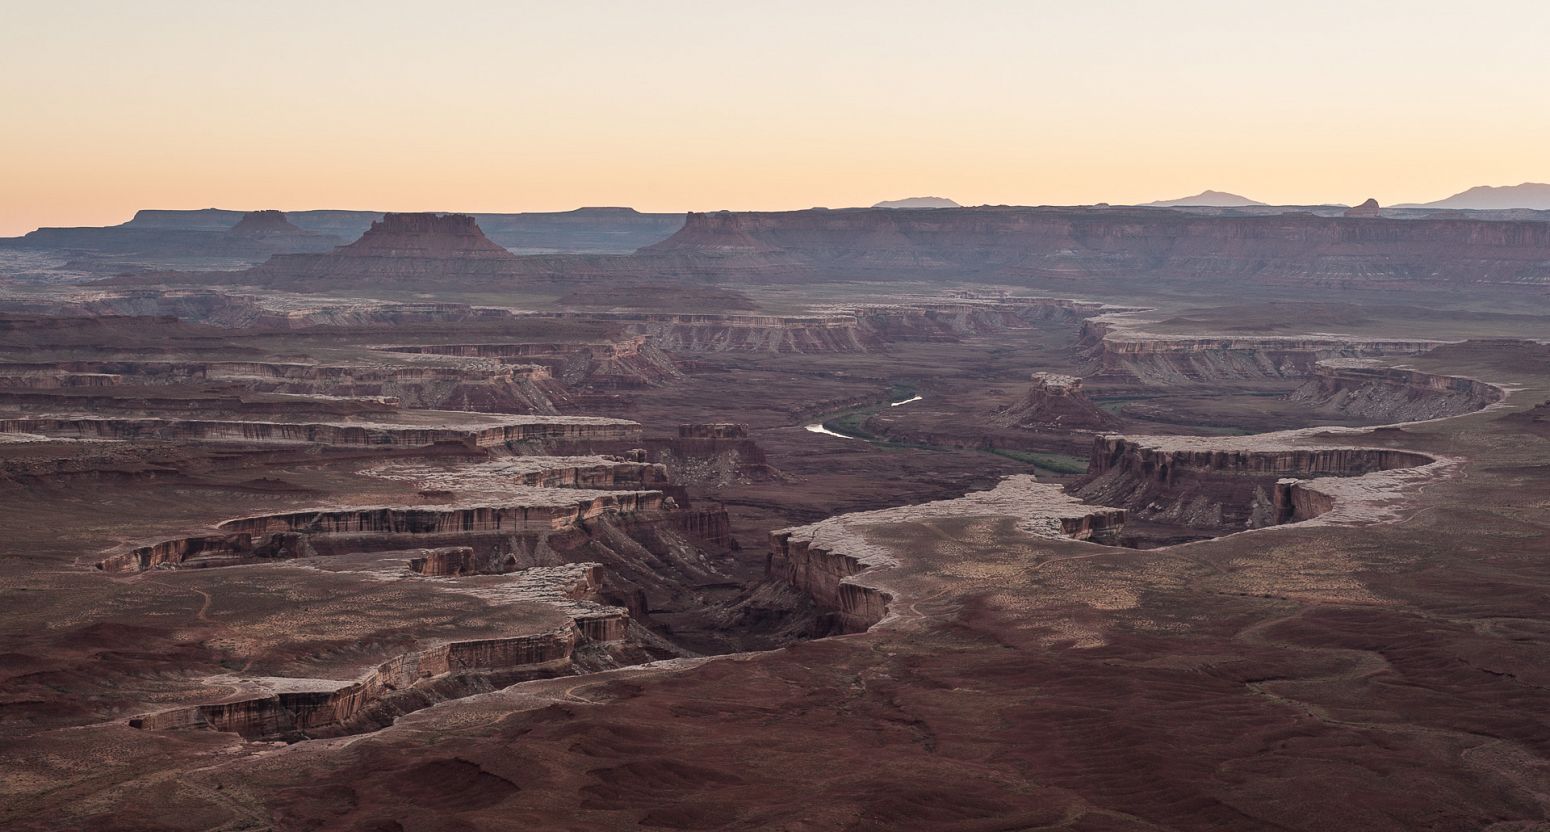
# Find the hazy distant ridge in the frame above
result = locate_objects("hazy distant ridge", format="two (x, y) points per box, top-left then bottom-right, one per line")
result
(1407, 183), (1550, 210)
(1142, 190), (1266, 208)
(872, 196), (961, 209)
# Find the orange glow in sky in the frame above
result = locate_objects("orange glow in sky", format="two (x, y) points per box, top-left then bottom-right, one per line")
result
(3, 0), (1548, 235)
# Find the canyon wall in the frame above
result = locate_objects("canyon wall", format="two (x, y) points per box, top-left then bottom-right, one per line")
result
(766, 532), (891, 634)
(377, 337), (681, 389)
(768, 477), (1127, 633)
(1075, 435), (1436, 532)
(640, 207), (1550, 288)
(0, 358), (566, 414)
(0, 415), (639, 448)
(1288, 360), (1507, 422)
(1080, 319), (1441, 384)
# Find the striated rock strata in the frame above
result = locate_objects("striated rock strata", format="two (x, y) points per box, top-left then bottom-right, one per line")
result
(0, 413), (637, 448)
(1288, 359), (1506, 422)
(1080, 318), (1442, 384)
(1075, 434), (1438, 533)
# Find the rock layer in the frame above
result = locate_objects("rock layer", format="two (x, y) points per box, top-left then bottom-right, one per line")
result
(641, 207), (1550, 288)
(1075, 434), (1437, 533)
(1288, 359), (1506, 421)
(993, 372), (1118, 431)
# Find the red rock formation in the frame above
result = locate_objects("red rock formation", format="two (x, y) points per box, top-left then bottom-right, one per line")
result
(994, 373), (1117, 431)
(241, 213), (528, 289)
(228, 210), (305, 236)
(1081, 318), (1441, 384)
(766, 532), (891, 634)
(1075, 434), (1436, 532)
(648, 425), (773, 487)
(408, 546), (477, 576)
(132, 626), (580, 740)
(1344, 198), (1382, 218)
(1288, 360), (1506, 421)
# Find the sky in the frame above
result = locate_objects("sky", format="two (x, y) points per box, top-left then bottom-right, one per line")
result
(2, 0), (1548, 235)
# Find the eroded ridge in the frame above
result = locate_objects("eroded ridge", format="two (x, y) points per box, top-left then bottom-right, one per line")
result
(96, 455), (686, 573)
(0, 358), (565, 413)
(523, 296), (1106, 354)
(1080, 315), (1446, 384)
(128, 563), (629, 742)
(1288, 358), (1507, 421)
(0, 412), (638, 447)
(374, 336), (681, 389)
(1075, 432), (1445, 543)
(769, 475), (1127, 633)
(106, 447), (741, 741)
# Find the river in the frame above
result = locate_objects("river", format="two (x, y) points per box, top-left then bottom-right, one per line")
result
(803, 392), (922, 439)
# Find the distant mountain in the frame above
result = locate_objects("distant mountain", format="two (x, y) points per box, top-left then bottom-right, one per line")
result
(1411, 183), (1550, 210)
(872, 196), (961, 209)
(1142, 190), (1266, 208)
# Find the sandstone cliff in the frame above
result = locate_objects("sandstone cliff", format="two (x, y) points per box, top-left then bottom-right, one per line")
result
(1080, 318), (1442, 384)
(1287, 360), (1506, 422)
(130, 563), (627, 741)
(1074, 434), (1437, 534)
(638, 207), (1550, 288)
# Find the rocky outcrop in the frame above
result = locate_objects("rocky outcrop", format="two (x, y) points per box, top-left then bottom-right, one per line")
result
(132, 627), (577, 740)
(1344, 198), (1382, 218)
(678, 423), (748, 439)
(1074, 434), (1437, 532)
(238, 213), (530, 290)
(1287, 360), (1506, 421)
(993, 373), (1117, 431)
(96, 478), (692, 573)
(766, 533), (889, 634)
(408, 546), (478, 576)
(228, 210), (306, 237)
(645, 425), (773, 487)
(130, 565), (626, 741)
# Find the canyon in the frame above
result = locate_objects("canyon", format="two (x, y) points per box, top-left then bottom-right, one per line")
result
(5, 205), (1550, 832)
